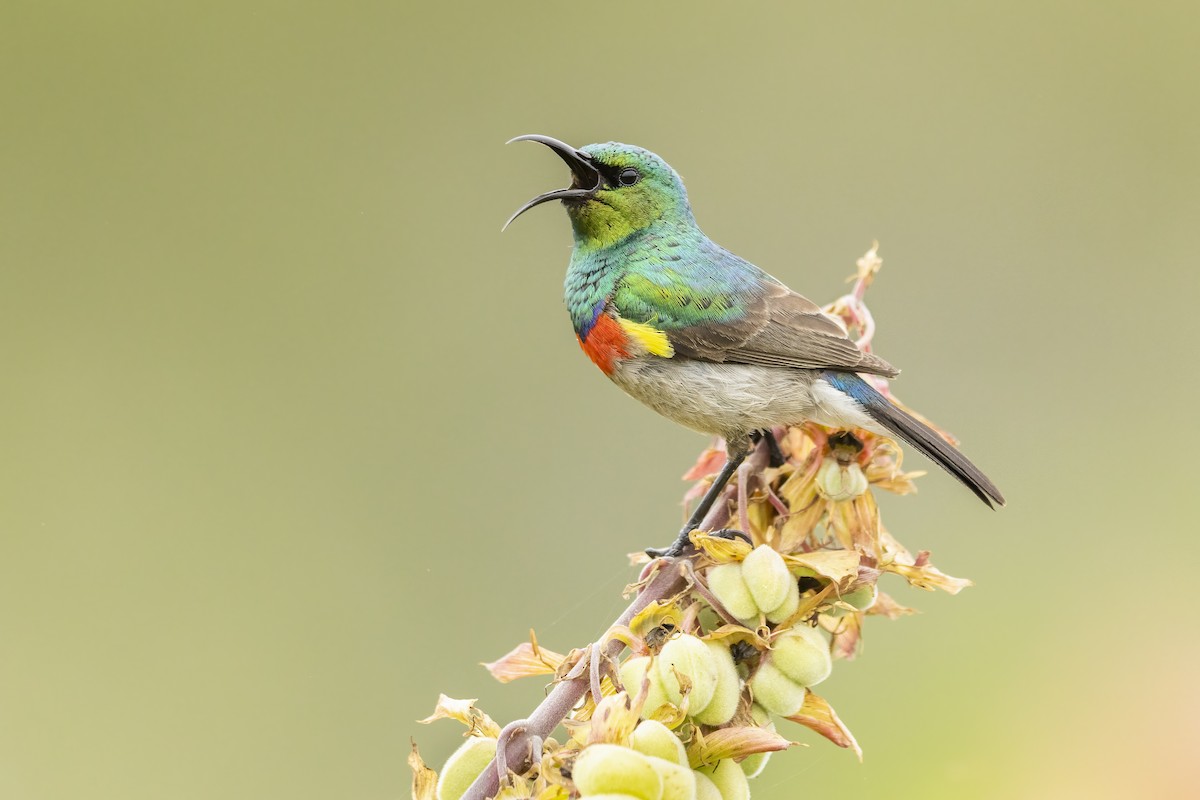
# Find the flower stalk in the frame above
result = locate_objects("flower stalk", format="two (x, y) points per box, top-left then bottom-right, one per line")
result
(462, 560), (689, 800)
(412, 246), (973, 800)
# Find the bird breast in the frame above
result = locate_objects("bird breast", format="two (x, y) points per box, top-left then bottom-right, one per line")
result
(607, 357), (879, 442)
(577, 314), (674, 375)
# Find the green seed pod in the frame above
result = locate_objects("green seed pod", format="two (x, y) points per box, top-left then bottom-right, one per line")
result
(629, 719), (688, 766)
(691, 640), (742, 726)
(738, 749), (768, 780)
(815, 457), (869, 501)
(647, 756), (696, 800)
(656, 635), (719, 712)
(843, 584), (877, 610)
(741, 545), (792, 614)
(764, 575), (800, 624)
(772, 625), (832, 688)
(693, 771), (723, 800)
(572, 743), (663, 800)
(436, 736), (498, 800)
(739, 705), (774, 779)
(825, 584), (878, 618)
(748, 660), (807, 716)
(697, 758), (750, 800)
(706, 563), (759, 621)
(620, 655), (671, 715)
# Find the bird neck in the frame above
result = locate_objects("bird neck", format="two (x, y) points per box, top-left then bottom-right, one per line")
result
(567, 202), (696, 252)
(564, 220), (709, 339)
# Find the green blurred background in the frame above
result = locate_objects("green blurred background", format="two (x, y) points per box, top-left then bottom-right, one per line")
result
(2, 2), (1198, 798)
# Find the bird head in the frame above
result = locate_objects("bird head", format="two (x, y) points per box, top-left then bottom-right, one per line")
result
(504, 135), (694, 249)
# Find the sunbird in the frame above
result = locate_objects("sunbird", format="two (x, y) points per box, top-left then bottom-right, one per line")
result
(505, 135), (1004, 556)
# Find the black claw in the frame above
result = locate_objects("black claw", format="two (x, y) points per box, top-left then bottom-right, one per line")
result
(645, 525), (694, 559)
(709, 528), (753, 546)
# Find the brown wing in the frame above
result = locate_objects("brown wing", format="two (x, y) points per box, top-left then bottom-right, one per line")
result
(667, 281), (900, 378)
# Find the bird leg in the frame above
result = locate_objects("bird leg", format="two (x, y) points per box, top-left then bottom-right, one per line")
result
(646, 444), (749, 559)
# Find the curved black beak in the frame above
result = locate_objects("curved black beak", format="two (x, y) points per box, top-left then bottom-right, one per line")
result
(503, 134), (603, 231)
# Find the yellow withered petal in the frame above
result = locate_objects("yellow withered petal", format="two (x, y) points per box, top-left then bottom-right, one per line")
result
(886, 559), (973, 594)
(866, 590), (917, 619)
(482, 635), (567, 683)
(785, 690), (862, 761)
(783, 550), (860, 586)
(589, 692), (642, 746)
(418, 694), (502, 738)
(629, 601), (684, 653)
(826, 611), (864, 661)
(408, 741), (438, 800)
(686, 722), (794, 770)
(738, 705), (778, 779)
(691, 531), (752, 563)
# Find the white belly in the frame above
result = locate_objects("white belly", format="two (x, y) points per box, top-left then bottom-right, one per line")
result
(608, 357), (880, 442)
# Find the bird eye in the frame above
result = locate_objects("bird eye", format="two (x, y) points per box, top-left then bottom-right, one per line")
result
(617, 168), (640, 186)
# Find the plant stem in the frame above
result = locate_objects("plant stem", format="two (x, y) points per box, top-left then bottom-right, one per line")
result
(460, 434), (779, 799)
(461, 560), (688, 800)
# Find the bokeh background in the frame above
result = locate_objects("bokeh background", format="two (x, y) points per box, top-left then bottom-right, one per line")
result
(3, 2), (1198, 798)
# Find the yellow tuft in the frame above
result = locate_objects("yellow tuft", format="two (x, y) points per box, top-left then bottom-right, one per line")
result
(618, 318), (675, 358)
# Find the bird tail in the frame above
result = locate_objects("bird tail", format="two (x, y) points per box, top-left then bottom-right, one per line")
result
(822, 371), (1005, 508)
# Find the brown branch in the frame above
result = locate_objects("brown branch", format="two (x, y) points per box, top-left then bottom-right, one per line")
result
(461, 434), (777, 799)
(460, 559), (689, 800)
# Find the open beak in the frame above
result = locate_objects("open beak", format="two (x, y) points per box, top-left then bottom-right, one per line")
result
(503, 134), (603, 230)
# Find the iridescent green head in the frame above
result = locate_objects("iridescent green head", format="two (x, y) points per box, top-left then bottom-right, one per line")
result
(504, 135), (695, 249)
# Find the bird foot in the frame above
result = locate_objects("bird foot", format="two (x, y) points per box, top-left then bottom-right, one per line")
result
(645, 526), (751, 559)
(645, 524), (697, 559)
(708, 528), (753, 546)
